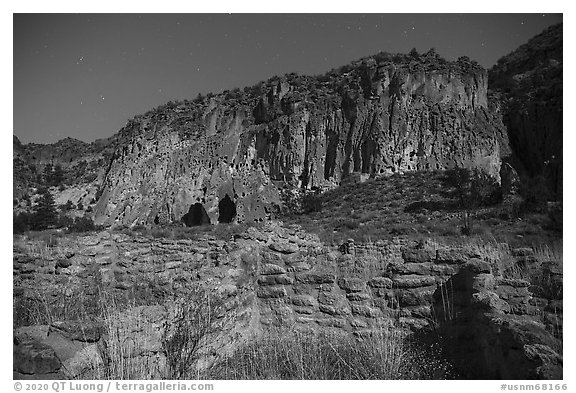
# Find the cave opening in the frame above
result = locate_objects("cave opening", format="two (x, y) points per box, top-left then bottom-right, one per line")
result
(218, 194), (237, 223)
(182, 203), (210, 226)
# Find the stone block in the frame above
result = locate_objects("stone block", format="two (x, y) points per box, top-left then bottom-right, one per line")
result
(337, 277), (365, 292)
(261, 263), (287, 275)
(392, 275), (436, 288)
(367, 277), (393, 289)
(296, 272), (336, 284)
(257, 286), (287, 299)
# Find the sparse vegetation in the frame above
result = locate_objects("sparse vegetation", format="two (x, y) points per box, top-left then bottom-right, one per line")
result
(162, 288), (228, 379)
(208, 325), (457, 379)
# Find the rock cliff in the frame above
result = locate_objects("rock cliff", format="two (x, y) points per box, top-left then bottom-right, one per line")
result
(93, 50), (509, 226)
(13, 135), (117, 201)
(489, 23), (562, 198)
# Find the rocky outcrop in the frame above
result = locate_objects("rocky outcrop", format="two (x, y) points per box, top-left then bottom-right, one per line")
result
(489, 23), (562, 199)
(433, 259), (562, 379)
(91, 50), (509, 227)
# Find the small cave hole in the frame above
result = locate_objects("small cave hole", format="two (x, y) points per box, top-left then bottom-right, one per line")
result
(218, 194), (237, 223)
(182, 203), (211, 226)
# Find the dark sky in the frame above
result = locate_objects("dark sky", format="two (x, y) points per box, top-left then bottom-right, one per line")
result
(13, 13), (562, 144)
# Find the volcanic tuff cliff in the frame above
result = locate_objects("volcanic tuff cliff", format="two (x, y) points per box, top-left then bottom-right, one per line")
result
(88, 49), (509, 227)
(489, 23), (562, 198)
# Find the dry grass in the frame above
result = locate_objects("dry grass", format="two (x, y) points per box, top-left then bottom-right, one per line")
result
(207, 324), (458, 379)
(96, 293), (167, 379)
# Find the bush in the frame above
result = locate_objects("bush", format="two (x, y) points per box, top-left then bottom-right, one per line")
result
(57, 213), (74, 229)
(13, 212), (31, 234)
(519, 175), (551, 213)
(302, 193), (323, 213)
(442, 168), (501, 235)
(60, 200), (74, 211)
(68, 216), (96, 233)
(162, 288), (227, 379)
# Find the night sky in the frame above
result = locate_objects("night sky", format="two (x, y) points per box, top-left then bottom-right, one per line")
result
(13, 13), (562, 145)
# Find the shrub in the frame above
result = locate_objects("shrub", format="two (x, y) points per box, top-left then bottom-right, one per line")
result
(60, 200), (74, 211)
(68, 216), (96, 233)
(162, 288), (227, 379)
(302, 193), (323, 213)
(442, 168), (501, 235)
(13, 212), (31, 234)
(57, 213), (74, 229)
(519, 175), (551, 213)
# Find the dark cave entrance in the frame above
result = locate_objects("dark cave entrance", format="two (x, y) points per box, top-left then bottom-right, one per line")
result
(182, 203), (210, 226)
(218, 194), (237, 223)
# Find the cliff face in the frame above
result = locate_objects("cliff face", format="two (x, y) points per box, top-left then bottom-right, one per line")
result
(95, 50), (509, 226)
(13, 135), (117, 198)
(489, 23), (562, 198)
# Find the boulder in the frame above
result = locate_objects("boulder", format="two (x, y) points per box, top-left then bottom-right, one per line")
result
(14, 341), (62, 375)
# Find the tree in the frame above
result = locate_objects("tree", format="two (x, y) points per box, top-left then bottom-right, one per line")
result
(52, 164), (65, 186)
(60, 200), (74, 211)
(14, 212), (31, 234)
(42, 164), (53, 185)
(31, 189), (58, 230)
(443, 168), (501, 235)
